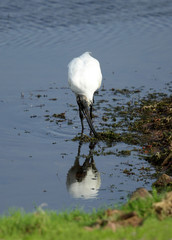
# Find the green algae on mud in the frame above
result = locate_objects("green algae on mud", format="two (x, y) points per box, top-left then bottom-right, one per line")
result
(72, 131), (142, 145)
(72, 131), (123, 143)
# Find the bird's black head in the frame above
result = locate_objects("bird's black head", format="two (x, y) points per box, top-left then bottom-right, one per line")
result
(76, 95), (89, 112)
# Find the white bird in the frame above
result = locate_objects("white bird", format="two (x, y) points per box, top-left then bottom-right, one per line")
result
(68, 52), (102, 137)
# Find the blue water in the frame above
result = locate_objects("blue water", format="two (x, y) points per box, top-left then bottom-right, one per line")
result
(0, 0), (172, 213)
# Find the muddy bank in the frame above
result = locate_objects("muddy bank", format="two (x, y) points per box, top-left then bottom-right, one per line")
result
(129, 94), (172, 172)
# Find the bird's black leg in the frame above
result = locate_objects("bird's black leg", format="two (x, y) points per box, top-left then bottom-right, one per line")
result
(89, 97), (94, 135)
(79, 105), (84, 135)
(89, 104), (93, 136)
(77, 96), (85, 135)
(90, 96), (94, 120)
(90, 104), (93, 120)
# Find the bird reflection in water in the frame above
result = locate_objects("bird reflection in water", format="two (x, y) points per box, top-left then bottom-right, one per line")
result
(66, 141), (101, 199)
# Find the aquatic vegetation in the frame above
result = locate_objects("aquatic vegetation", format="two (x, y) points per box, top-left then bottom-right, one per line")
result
(71, 88), (172, 174)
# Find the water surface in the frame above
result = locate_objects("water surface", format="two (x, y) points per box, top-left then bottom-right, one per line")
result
(0, 0), (172, 213)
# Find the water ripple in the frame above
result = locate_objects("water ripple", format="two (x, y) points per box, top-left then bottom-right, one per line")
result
(0, 0), (172, 48)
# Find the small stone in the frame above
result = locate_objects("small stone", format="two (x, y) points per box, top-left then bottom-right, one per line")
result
(118, 212), (143, 227)
(130, 188), (152, 201)
(153, 191), (172, 218)
(153, 174), (172, 187)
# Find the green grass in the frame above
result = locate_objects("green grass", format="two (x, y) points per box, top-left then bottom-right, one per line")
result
(114, 217), (172, 240)
(0, 190), (172, 240)
(1, 211), (171, 240)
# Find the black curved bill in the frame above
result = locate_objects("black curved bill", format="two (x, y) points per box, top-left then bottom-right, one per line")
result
(82, 108), (97, 137)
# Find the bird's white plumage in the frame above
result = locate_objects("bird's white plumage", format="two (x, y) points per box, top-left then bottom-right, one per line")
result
(68, 52), (102, 105)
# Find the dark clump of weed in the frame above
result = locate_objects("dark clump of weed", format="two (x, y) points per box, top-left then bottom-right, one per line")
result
(129, 95), (172, 172)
